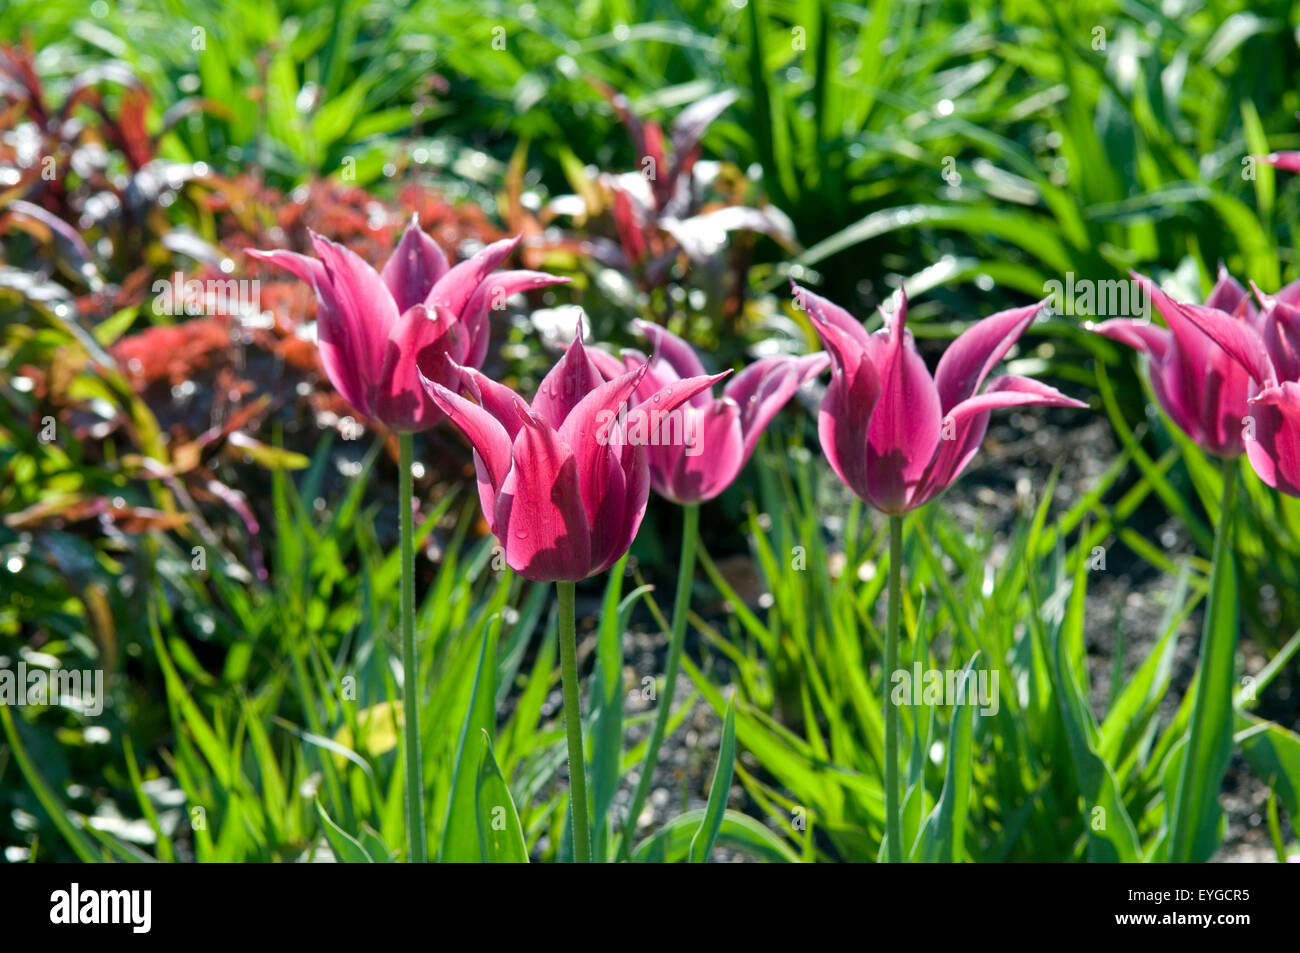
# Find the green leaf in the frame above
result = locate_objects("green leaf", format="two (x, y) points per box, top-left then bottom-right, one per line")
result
(436, 614), (500, 862)
(226, 432), (310, 470)
(1049, 552), (1141, 862)
(315, 799), (373, 863)
(1235, 715), (1300, 822)
(358, 825), (395, 863)
(689, 694), (737, 862)
(475, 730), (529, 863)
(635, 809), (797, 863)
(1168, 467), (1238, 863)
(916, 654), (978, 862)
(0, 706), (100, 862)
(588, 557), (627, 861)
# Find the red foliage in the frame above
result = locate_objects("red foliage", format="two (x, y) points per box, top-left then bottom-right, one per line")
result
(112, 319), (232, 388)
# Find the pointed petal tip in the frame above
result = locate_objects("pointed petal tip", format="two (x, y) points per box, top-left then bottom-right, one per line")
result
(802, 351), (832, 374)
(1058, 394), (1090, 409)
(1248, 279), (1274, 308)
(625, 357), (651, 387)
(879, 285), (908, 337)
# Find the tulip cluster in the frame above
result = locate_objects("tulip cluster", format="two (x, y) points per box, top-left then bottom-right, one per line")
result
(1088, 268), (1300, 493)
(260, 215), (1093, 864)
(1086, 266), (1300, 861)
(422, 329), (726, 582)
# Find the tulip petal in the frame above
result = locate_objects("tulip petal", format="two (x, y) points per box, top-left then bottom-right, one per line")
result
(654, 399), (744, 503)
(248, 245), (371, 417)
(598, 443), (650, 575)
(932, 299), (1046, 412)
(793, 283), (873, 350)
(381, 217), (449, 313)
(634, 320), (726, 411)
(422, 374), (516, 530)
(863, 290), (943, 513)
(1142, 274), (1270, 387)
(1274, 277), (1300, 309)
(807, 318), (880, 503)
(246, 247), (326, 288)
(914, 376), (1087, 506)
(459, 270), (571, 369)
(634, 320), (708, 381)
(639, 369), (733, 417)
(532, 327), (606, 428)
(496, 407), (592, 582)
(586, 346), (632, 381)
(1174, 295), (1277, 386)
(1247, 383), (1300, 497)
(453, 363), (532, 443)
(725, 352), (830, 465)
(427, 234), (521, 319)
(309, 231), (400, 350)
(1265, 151), (1300, 173)
(619, 346), (682, 403)
(373, 304), (457, 431)
(557, 363), (651, 572)
(1203, 263), (1252, 318)
(1089, 318), (1172, 360)
(1091, 315), (1221, 448)
(1259, 300), (1300, 383)
(1129, 275), (1262, 453)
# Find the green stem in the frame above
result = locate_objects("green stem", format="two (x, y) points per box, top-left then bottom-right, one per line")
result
(557, 579), (591, 862)
(399, 432), (426, 863)
(885, 513), (903, 863)
(618, 503), (699, 860)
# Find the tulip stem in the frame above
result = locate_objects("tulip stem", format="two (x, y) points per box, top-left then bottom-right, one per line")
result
(557, 579), (592, 862)
(398, 432), (426, 863)
(618, 502), (699, 861)
(885, 513), (904, 862)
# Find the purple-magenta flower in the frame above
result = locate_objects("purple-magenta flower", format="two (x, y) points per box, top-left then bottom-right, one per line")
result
(422, 328), (726, 581)
(796, 284), (1086, 514)
(249, 219), (567, 431)
(587, 321), (827, 503)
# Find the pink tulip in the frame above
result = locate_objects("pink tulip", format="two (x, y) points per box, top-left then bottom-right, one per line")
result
(1266, 153), (1300, 172)
(249, 219), (567, 431)
(585, 321), (829, 503)
(796, 284), (1086, 514)
(1173, 278), (1300, 497)
(422, 327), (727, 582)
(1260, 118), (1300, 173)
(1088, 269), (1267, 457)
